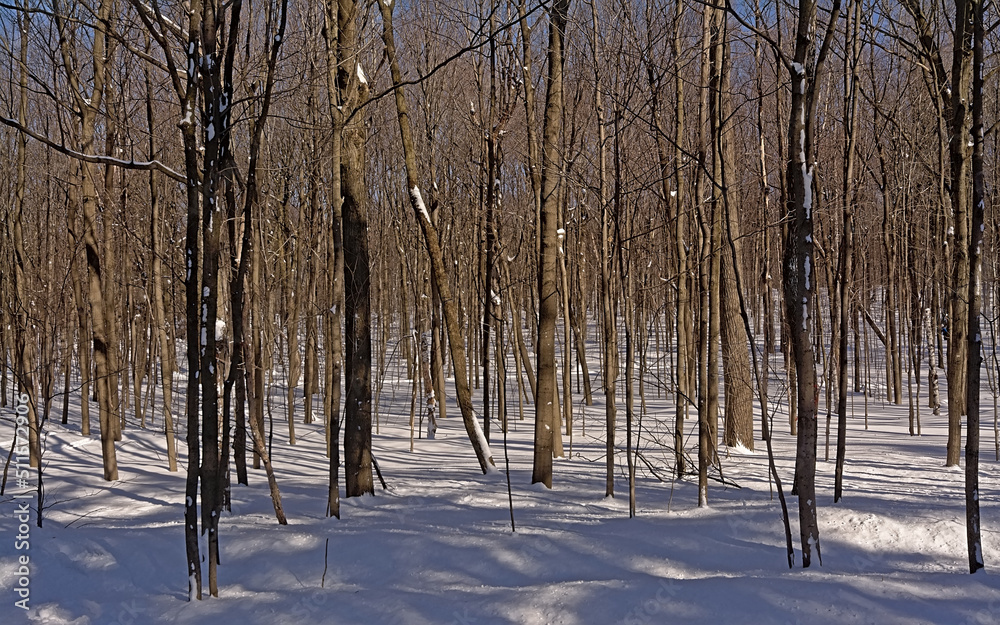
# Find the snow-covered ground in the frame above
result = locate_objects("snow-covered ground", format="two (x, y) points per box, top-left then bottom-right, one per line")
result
(3, 373), (1000, 625)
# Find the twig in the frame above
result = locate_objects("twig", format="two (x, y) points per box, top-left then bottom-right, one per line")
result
(321, 538), (330, 588)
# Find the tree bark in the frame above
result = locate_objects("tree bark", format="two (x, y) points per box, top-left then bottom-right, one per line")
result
(12, 5), (40, 469)
(530, 0), (571, 489)
(965, 0), (985, 574)
(835, 0), (861, 504)
(711, 2), (754, 451)
(144, 52), (177, 472)
(53, 0), (118, 482)
(783, 0), (841, 567)
(379, 0), (495, 474)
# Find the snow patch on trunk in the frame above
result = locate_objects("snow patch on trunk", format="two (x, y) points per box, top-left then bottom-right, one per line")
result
(411, 186), (431, 222)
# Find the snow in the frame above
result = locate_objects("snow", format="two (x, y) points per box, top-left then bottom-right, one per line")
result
(356, 63), (368, 86)
(188, 574), (198, 602)
(4, 349), (1000, 625)
(791, 62), (806, 95)
(802, 164), (813, 220)
(410, 186), (430, 222)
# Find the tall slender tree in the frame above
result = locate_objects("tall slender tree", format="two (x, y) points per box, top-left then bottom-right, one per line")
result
(532, 0), (572, 488)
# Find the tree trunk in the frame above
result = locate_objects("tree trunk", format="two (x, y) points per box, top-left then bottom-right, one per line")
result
(946, 0), (975, 467)
(965, 0), (985, 573)
(783, 0), (841, 567)
(144, 55), (177, 472)
(532, 0), (571, 488)
(335, 0), (374, 498)
(835, 0), (861, 504)
(379, 0), (495, 474)
(711, 3), (754, 451)
(54, 0), (119, 482)
(12, 6), (40, 469)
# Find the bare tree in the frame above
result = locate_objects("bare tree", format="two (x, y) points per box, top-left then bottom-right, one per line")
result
(532, 0), (572, 489)
(10, 3), (39, 470)
(378, 0), (496, 474)
(899, 0), (976, 467)
(51, 0), (119, 482)
(965, 0), (985, 574)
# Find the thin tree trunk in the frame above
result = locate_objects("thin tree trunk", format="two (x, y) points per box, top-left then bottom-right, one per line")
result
(54, 0), (118, 481)
(379, 0), (495, 474)
(965, 0), (985, 573)
(144, 53), (177, 472)
(180, 0), (204, 599)
(11, 5), (39, 469)
(835, 0), (861, 504)
(590, 0), (617, 497)
(783, 0), (841, 568)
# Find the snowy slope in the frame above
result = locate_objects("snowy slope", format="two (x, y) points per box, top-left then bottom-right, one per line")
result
(2, 376), (1000, 625)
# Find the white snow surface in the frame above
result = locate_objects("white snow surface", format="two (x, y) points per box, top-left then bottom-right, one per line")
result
(3, 368), (1000, 625)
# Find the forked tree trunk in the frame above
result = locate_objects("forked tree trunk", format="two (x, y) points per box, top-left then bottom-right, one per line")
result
(899, 0), (974, 467)
(328, 0), (374, 498)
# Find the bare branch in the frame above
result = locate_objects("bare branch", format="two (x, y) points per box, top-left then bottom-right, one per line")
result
(0, 115), (186, 183)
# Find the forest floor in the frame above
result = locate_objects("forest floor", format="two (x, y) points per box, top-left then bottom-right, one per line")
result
(3, 370), (1000, 625)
